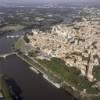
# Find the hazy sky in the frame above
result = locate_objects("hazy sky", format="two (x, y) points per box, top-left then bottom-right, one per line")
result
(0, 0), (100, 4)
(0, 0), (100, 2)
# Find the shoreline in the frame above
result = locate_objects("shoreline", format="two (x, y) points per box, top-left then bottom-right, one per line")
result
(0, 51), (79, 100)
(16, 53), (62, 88)
(15, 52), (79, 100)
(0, 52), (80, 100)
(1, 50), (99, 99)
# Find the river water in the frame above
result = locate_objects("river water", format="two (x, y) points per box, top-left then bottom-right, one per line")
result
(0, 31), (76, 100)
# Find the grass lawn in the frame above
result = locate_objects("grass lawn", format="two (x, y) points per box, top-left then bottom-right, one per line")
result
(15, 37), (26, 50)
(37, 58), (99, 94)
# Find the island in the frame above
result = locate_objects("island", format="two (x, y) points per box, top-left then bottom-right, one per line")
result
(0, 75), (22, 100)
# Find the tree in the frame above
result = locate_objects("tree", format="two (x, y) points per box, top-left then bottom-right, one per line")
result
(24, 35), (30, 43)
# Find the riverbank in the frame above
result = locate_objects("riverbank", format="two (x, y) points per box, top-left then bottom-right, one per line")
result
(16, 53), (62, 88)
(0, 54), (77, 100)
(15, 52), (79, 100)
(1, 51), (63, 90)
(1, 50), (98, 99)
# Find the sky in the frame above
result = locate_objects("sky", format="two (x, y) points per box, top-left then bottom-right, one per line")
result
(0, 0), (100, 5)
(0, 0), (100, 3)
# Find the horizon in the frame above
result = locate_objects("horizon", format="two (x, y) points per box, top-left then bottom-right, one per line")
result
(0, 0), (100, 4)
(0, 0), (100, 7)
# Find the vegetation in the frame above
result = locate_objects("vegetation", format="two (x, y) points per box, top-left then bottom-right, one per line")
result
(28, 32), (33, 36)
(90, 96), (100, 100)
(15, 37), (26, 50)
(0, 75), (13, 100)
(37, 58), (99, 94)
(23, 35), (30, 43)
(93, 66), (100, 81)
(28, 50), (39, 57)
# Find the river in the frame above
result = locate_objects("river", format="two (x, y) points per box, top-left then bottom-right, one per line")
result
(0, 31), (76, 100)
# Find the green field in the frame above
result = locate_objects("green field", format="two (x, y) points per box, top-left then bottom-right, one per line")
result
(37, 58), (99, 94)
(15, 37), (26, 50)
